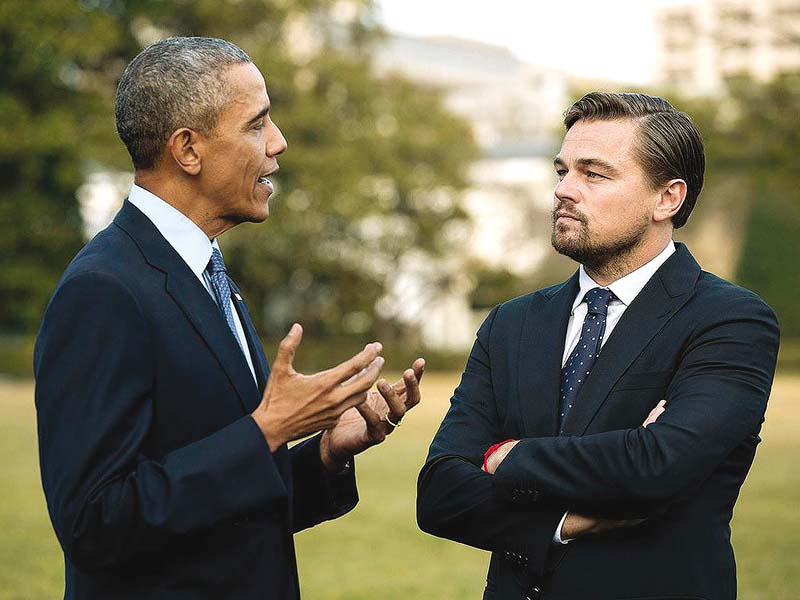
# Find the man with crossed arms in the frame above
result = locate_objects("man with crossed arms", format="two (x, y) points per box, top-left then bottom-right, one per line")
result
(418, 92), (780, 599)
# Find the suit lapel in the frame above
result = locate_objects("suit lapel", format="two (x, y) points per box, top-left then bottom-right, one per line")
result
(228, 280), (291, 482)
(113, 201), (260, 415)
(561, 244), (701, 435)
(517, 273), (580, 437)
(229, 279), (270, 394)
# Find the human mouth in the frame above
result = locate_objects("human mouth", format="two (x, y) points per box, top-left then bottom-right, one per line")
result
(257, 166), (279, 193)
(555, 211), (583, 223)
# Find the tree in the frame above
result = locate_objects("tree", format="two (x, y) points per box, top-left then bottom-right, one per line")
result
(0, 0), (478, 360)
(689, 76), (800, 338)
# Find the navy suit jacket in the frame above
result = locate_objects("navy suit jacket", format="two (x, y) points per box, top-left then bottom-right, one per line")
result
(417, 244), (780, 600)
(34, 200), (358, 599)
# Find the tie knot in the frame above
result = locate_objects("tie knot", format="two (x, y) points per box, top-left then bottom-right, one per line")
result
(207, 248), (227, 275)
(584, 287), (613, 316)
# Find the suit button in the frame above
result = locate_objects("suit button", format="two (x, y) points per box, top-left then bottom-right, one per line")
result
(526, 585), (542, 599)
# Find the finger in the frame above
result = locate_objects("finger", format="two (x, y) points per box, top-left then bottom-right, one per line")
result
(378, 378), (407, 421)
(335, 356), (385, 400)
(391, 357), (426, 396)
(328, 342), (383, 385)
(401, 368), (421, 410)
(273, 323), (302, 375)
(355, 401), (384, 434)
(642, 401), (666, 428)
(412, 357), (425, 382)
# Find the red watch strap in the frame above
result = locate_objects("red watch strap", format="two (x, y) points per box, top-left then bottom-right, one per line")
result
(483, 439), (516, 472)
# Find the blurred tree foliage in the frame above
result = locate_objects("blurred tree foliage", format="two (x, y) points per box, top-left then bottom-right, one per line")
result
(0, 0), (120, 332)
(0, 0), (478, 350)
(689, 76), (800, 338)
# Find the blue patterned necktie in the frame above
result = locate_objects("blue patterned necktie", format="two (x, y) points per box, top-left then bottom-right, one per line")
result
(559, 287), (614, 432)
(205, 248), (246, 354)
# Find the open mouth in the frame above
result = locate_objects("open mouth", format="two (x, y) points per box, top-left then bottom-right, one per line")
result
(257, 166), (278, 191)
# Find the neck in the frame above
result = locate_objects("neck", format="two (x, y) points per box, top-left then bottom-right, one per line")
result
(584, 234), (671, 286)
(134, 170), (232, 240)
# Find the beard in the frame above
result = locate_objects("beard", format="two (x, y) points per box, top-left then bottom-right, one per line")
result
(551, 206), (649, 273)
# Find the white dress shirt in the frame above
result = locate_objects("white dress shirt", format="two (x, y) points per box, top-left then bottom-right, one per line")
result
(127, 184), (258, 383)
(553, 240), (676, 543)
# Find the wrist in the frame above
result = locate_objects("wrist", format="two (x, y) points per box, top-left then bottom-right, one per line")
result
(319, 431), (351, 473)
(484, 439), (518, 474)
(251, 410), (285, 453)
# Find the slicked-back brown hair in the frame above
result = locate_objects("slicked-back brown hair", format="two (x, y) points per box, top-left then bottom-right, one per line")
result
(564, 92), (704, 228)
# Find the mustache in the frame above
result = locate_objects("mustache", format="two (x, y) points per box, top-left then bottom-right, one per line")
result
(552, 205), (587, 224)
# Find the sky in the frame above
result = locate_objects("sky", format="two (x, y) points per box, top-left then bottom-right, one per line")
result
(375, 0), (694, 84)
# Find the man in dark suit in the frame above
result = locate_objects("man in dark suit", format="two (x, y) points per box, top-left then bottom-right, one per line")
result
(35, 36), (423, 599)
(417, 92), (780, 599)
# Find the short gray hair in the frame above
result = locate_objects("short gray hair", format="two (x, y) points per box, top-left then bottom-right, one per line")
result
(115, 36), (252, 170)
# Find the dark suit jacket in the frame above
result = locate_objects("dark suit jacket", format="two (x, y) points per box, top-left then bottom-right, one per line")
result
(417, 244), (780, 600)
(34, 200), (358, 599)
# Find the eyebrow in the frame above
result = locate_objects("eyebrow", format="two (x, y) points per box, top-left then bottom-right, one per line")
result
(553, 156), (621, 177)
(246, 105), (270, 126)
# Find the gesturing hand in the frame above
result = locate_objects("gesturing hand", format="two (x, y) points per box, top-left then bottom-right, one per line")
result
(251, 324), (385, 452)
(320, 358), (425, 471)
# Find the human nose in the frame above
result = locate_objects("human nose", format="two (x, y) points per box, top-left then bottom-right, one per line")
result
(554, 171), (579, 204)
(266, 121), (287, 157)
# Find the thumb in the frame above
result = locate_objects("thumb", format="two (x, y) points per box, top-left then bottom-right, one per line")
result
(274, 323), (302, 375)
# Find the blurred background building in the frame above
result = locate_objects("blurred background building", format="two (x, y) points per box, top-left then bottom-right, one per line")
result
(373, 34), (567, 349)
(657, 0), (800, 93)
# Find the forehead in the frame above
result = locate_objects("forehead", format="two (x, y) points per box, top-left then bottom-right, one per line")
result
(219, 62), (269, 119)
(558, 118), (639, 165)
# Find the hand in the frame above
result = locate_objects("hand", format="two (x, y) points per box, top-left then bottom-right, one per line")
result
(556, 403), (666, 541)
(560, 511), (646, 540)
(643, 399), (666, 428)
(320, 358), (425, 471)
(251, 324), (385, 452)
(484, 440), (519, 475)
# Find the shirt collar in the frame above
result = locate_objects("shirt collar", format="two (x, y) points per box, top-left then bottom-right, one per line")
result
(127, 183), (221, 279)
(571, 241), (676, 313)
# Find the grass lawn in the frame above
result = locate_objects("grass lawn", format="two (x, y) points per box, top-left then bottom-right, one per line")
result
(1, 373), (798, 599)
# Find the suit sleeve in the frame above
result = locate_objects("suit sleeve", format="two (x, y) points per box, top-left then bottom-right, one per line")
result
(35, 271), (290, 572)
(494, 292), (780, 515)
(417, 306), (565, 577)
(289, 433), (358, 533)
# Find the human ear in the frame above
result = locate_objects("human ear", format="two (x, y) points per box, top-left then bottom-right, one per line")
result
(654, 179), (687, 223)
(166, 128), (203, 176)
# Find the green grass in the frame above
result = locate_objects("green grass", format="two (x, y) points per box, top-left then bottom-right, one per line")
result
(2, 373), (798, 599)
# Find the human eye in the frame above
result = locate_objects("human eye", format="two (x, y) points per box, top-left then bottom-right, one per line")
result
(555, 168), (567, 180)
(586, 171), (604, 180)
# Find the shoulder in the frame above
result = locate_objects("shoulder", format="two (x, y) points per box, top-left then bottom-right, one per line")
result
(46, 224), (150, 320)
(684, 271), (781, 350)
(478, 279), (572, 336)
(694, 270), (778, 323)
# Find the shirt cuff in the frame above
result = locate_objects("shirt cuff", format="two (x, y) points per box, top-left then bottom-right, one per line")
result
(552, 511), (574, 545)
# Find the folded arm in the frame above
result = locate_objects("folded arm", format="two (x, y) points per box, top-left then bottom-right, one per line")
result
(493, 293), (780, 516)
(417, 307), (565, 576)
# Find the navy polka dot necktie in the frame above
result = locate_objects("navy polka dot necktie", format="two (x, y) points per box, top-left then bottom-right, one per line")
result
(206, 248), (246, 355)
(559, 287), (614, 432)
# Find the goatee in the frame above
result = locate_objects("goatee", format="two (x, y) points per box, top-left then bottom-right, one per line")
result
(551, 207), (649, 276)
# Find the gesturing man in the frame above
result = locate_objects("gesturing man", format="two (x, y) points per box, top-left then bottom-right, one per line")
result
(35, 37), (423, 599)
(417, 92), (779, 599)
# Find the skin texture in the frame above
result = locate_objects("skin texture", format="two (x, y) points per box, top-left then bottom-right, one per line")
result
(133, 62), (425, 471)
